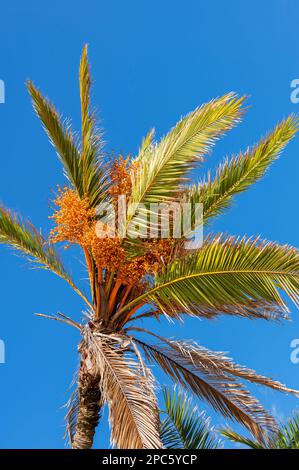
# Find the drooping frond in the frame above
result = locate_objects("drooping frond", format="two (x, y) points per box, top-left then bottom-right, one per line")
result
(134, 335), (277, 443)
(160, 387), (221, 449)
(127, 94), (245, 235)
(121, 235), (299, 319)
(148, 333), (298, 395)
(184, 115), (299, 227)
(84, 329), (162, 449)
(27, 81), (84, 196)
(0, 206), (90, 306)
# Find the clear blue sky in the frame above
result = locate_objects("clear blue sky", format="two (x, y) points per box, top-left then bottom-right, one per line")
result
(0, 0), (299, 449)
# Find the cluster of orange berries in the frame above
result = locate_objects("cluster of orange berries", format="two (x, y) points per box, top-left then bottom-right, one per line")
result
(50, 178), (175, 285)
(117, 239), (174, 284)
(109, 155), (132, 203)
(88, 228), (125, 273)
(50, 187), (124, 272)
(50, 187), (95, 245)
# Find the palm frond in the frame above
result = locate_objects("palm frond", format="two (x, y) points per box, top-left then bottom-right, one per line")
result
(222, 414), (299, 449)
(131, 329), (298, 396)
(127, 94), (245, 235)
(79, 44), (93, 161)
(27, 80), (84, 196)
(133, 336), (277, 444)
(84, 329), (162, 449)
(221, 427), (264, 449)
(137, 128), (155, 159)
(78, 45), (108, 207)
(121, 235), (299, 319)
(277, 413), (299, 448)
(161, 387), (221, 449)
(27, 69), (107, 208)
(184, 115), (299, 228)
(0, 206), (90, 306)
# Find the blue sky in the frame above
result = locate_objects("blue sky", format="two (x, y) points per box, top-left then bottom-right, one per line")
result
(0, 0), (299, 449)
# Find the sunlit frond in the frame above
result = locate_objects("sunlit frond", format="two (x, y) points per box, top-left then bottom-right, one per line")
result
(137, 128), (155, 159)
(127, 94), (245, 236)
(161, 387), (221, 449)
(121, 235), (299, 319)
(0, 206), (90, 305)
(183, 115), (299, 228)
(27, 80), (84, 195)
(27, 63), (107, 208)
(78, 44), (108, 207)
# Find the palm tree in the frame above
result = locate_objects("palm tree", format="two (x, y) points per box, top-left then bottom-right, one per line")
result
(1, 45), (299, 449)
(160, 387), (221, 449)
(222, 414), (299, 448)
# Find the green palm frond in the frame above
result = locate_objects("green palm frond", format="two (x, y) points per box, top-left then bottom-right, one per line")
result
(0, 206), (90, 306)
(184, 115), (299, 228)
(160, 387), (221, 449)
(121, 235), (299, 319)
(277, 413), (299, 448)
(127, 94), (245, 235)
(78, 45), (108, 207)
(222, 413), (299, 449)
(221, 428), (264, 449)
(133, 335), (276, 444)
(27, 51), (107, 208)
(136, 128), (155, 160)
(79, 44), (93, 160)
(27, 80), (84, 196)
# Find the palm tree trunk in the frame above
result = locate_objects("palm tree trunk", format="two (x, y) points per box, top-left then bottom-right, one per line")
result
(71, 354), (102, 449)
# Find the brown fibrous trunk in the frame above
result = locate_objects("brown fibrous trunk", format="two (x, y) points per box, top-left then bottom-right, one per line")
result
(71, 355), (102, 449)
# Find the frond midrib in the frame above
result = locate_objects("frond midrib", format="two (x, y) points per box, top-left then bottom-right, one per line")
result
(119, 268), (299, 314)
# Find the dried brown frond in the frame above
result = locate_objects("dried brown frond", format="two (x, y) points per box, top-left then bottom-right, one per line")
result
(134, 335), (279, 444)
(148, 334), (299, 395)
(83, 328), (162, 449)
